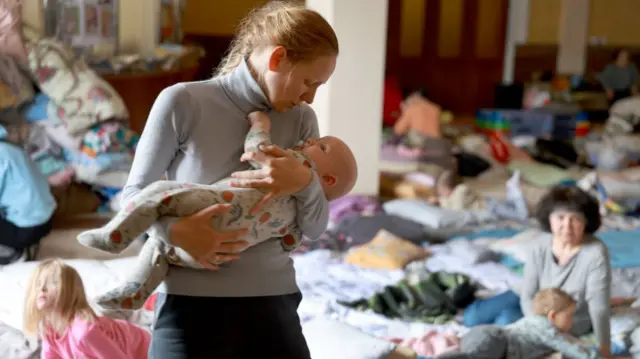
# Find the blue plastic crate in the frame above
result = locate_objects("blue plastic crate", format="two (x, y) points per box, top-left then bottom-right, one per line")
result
(475, 109), (555, 138)
(550, 111), (589, 139)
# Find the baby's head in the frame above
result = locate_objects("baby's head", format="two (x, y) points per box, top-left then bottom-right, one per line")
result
(435, 170), (461, 198)
(533, 288), (577, 333)
(300, 136), (357, 200)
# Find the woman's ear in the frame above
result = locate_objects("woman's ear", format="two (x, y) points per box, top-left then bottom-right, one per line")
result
(322, 174), (337, 187)
(268, 46), (288, 72)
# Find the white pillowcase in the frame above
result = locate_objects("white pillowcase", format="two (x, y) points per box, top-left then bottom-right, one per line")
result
(302, 318), (397, 359)
(382, 199), (493, 229)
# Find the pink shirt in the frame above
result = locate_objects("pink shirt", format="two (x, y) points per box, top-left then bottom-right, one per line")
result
(41, 316), (151, 359)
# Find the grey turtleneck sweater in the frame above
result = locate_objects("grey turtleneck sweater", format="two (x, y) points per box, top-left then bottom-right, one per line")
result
(121, 59), (328, 297)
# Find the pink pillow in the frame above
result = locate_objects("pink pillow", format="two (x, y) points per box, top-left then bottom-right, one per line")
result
(0, 0), (27, 62)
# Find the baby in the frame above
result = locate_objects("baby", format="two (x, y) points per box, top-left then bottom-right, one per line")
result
(78, 111), (358, 310)
(438, 288), (600, 359)
(430, 170), (529, 221)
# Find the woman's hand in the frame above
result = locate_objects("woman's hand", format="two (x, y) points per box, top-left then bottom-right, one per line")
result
(170, 204), (249, 269)
(229, 145), (313, 214)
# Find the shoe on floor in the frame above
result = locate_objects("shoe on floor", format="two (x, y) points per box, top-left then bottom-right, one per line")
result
(0, 243), (39, 265)
(0, 245), (26, 265)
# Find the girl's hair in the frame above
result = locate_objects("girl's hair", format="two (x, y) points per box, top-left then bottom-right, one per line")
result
(533, 288), (576, 316)
(23, 259), (96, 338)
(215, 1), (339, 77)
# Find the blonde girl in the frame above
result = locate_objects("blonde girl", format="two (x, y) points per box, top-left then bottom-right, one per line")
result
(24, 259), (150, 358)
(120, 1), (339, 357)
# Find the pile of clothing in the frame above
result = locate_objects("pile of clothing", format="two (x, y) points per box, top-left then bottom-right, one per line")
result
(0, 36), (138, 214)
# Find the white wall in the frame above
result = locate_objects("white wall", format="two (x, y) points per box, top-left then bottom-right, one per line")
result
(502, 0), (530, 83)
(306, 0), (387, 196)
(556, 0), (591, 74)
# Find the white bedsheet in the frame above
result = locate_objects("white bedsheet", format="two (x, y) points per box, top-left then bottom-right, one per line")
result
(1, 245), (639, 355)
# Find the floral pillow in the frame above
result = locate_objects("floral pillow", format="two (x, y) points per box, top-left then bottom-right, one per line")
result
(26, 39), (128, 135)
(0, 55), (34, 110)
(0, 0), (27, 62)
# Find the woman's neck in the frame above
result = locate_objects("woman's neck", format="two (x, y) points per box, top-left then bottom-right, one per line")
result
(247, 54), (270, 100)
(551, 236), (583, 262)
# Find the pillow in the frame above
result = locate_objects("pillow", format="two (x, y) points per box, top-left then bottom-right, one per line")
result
(0, 0), (27, 62)
(302, 318), (398, 359)
(0, 55), (35, 110)
(382, 199), (493, 229)
(344, 229), (428, 270)
(26, 39), (128, 135)
(486, 229), (547, 263)
(0, 320), (39, 359)
(507, 160), (572, 188)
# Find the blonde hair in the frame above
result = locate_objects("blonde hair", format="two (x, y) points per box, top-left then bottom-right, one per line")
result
(23, 259), (96, 338)
(215, 1), (339, 77)
(533, 288), (576, 316)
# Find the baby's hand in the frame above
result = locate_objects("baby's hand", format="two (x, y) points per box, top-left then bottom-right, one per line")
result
(248, 111), (271, 129)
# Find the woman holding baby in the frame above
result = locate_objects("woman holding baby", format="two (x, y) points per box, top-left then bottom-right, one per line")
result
(123, 2), (342, 358)
(463, 186), (614, 357)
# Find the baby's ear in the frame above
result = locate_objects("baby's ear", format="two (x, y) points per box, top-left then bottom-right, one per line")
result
(546, 310), (556, 322)
(322, 174), (337, 187)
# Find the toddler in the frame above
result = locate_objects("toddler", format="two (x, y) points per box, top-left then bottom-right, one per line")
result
(23, 259), (151, 358)
(78, 111), (358, 310)
(431, 169), (529, 221)
(438, 288), (600, 359)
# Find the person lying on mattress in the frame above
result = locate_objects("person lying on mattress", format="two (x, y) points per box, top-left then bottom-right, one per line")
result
(23, 259), (151, 358)
(77, 111), (358, 310)
(462, 186), (616, 358)
(428, 169), (529, 221)
(437, 288), (602, 359)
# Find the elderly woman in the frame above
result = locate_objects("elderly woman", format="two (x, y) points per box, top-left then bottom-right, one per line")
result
(463, 186), (612, 357)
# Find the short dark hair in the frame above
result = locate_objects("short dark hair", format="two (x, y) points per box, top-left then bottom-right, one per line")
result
(535, 186), (601, 234)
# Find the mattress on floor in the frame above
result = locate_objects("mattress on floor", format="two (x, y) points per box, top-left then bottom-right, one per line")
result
(1, 242), (639, 358)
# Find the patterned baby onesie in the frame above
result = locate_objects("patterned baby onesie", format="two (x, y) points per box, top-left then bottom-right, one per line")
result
(77, 122), (315, 310)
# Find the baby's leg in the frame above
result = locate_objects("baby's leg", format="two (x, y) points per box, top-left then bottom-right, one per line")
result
(95, 237), (169, 311)
(459, 326), (507, 359)
(78, 184), (223, 254)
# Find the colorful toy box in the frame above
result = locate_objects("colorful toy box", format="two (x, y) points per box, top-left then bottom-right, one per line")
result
(475, 108), (590, 139)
